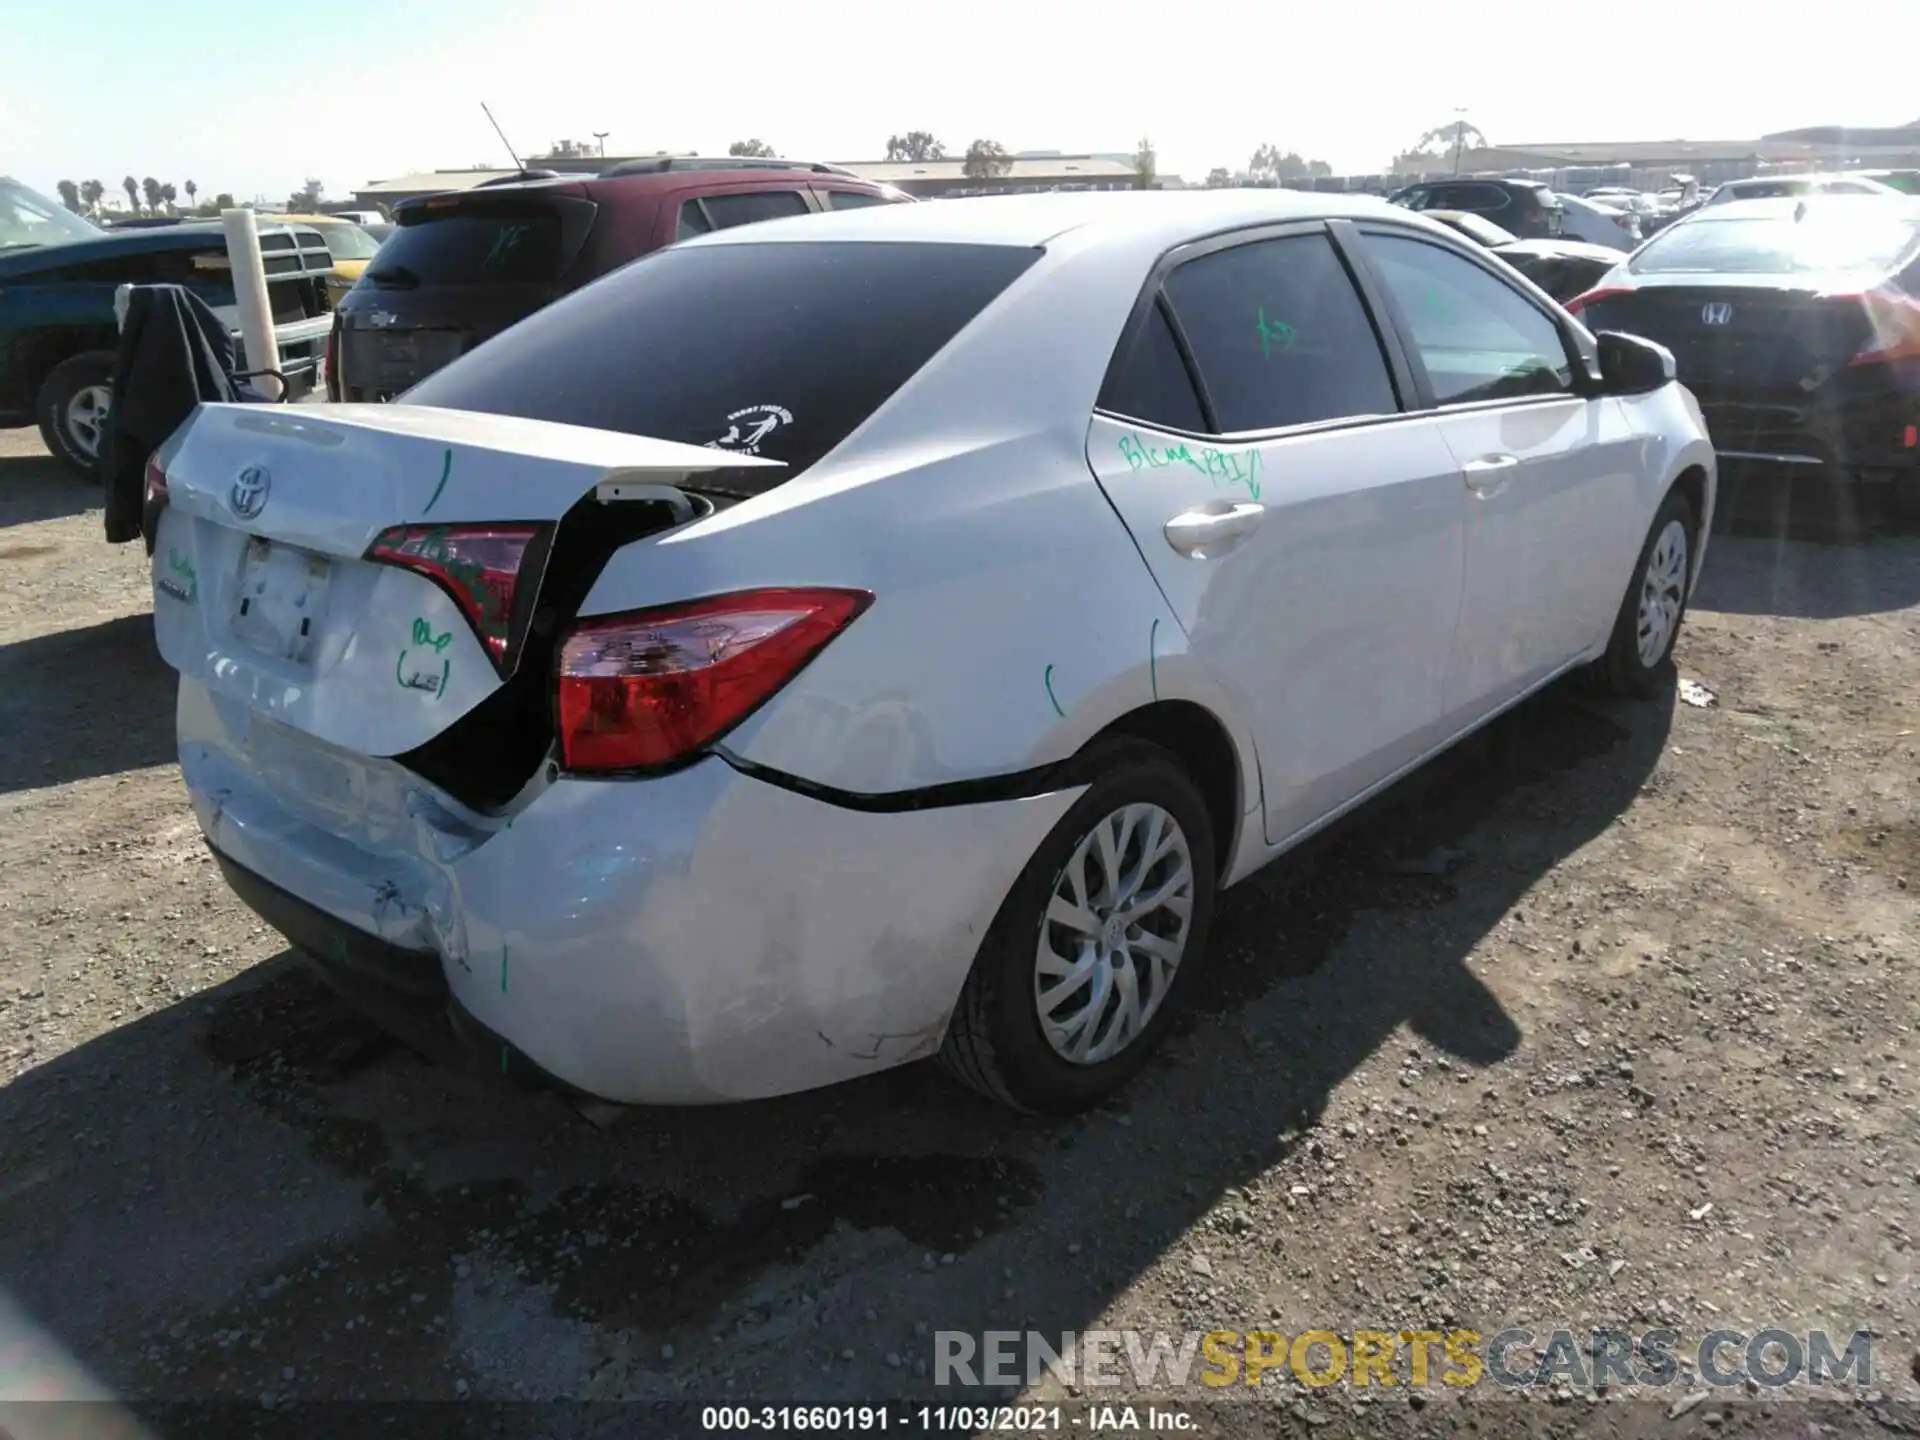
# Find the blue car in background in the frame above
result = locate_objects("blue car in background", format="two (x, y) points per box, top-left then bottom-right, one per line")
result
(0, 177), (336, 475)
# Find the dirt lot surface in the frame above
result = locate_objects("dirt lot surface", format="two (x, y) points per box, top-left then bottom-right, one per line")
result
(1, 428), (1915, 1439)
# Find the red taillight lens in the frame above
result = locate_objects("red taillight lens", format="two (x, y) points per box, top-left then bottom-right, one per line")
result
(556, 588), (872, 773)
(1563, 286), (1629, 317)
(1842, 289), (1920, 368)
(143, 453), (169, 512)
(366, 523), (542, 668)
(141, 452), (170, 554)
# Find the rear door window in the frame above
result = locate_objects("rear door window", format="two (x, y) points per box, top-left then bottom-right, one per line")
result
(675, 202), (712, 241)
(405, 241), (1040, 495)
(822, 189), (891, 211)
(1098, 300), (1207, 432)
(1160, 232), (1400, 432)
(700, 190), (811, 229)
(370, 207), (572, 286)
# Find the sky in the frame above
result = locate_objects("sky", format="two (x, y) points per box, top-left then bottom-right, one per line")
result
(3, 0), (1916, 205)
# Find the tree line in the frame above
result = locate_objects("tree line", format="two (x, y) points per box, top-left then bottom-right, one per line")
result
(55, 176), (235, 218)
(52, 173), (336, 220)
(721, 118), (1486, 187)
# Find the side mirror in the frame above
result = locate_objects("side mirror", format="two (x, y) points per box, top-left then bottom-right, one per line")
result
(1595, 330), (1675, 395)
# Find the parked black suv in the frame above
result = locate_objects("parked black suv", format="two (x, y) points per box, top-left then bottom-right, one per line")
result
(1387, 178), (1565, 239)
(327, 159), (909, 401)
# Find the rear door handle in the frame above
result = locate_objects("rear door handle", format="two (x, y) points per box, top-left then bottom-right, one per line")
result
(1462, 453), (1520, 494)
(1163, 502), (1265, 557)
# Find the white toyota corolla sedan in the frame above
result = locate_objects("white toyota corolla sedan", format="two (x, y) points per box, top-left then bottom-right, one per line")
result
(147, 190), (1715, 1114)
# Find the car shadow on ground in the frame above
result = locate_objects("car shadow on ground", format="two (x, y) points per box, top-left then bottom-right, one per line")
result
(0, 451), (98, 530)
(1695, 529), (1920, 620)
(0, 613), (176, 794)
(0, 674), (1672, 1420)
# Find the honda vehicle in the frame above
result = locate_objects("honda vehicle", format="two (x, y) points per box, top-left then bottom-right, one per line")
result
(326, 159), (908, 402)
(148, 191), (1712, 1114)
(1566, 195), (1920, 491)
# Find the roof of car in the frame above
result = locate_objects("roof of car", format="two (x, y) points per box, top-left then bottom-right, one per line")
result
(1681, 193), (1918, 223)
(583, 166), (879, 198)
(683, 188), (1420, 251)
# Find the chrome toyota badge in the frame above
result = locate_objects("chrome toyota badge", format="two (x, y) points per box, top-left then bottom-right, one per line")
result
(230, 464), (271, 520)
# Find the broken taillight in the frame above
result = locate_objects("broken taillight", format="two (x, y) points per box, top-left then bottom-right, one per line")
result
(366, 523), (543, 670)
(141, 452), (170, 554)
(556, 588), (872, 773)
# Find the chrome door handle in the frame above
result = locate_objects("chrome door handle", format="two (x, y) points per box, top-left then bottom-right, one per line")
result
(1163, 502), (1265, 557)
(1462, 453), (1520, 494)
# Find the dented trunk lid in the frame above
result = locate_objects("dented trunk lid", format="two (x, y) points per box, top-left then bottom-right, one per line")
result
(149, 402), (777, 766)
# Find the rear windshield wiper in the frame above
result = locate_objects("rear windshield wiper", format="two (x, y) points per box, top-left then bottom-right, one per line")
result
(366, 264), (420, 289)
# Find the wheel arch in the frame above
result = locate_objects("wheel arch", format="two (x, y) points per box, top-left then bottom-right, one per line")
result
(1668, 461), (1712, 587)
(17, 327), (117, 403)
(1075, 699), (1246, 882)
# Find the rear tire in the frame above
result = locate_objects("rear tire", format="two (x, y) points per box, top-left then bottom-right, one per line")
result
(34, 351), (116, 480)
(1593, 486), (1698, 698)
(937, 738), (1217, 1115)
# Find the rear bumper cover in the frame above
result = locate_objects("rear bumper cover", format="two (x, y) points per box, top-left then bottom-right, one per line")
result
(180, 679), (1078, 1105)
(1695, 371), (1920, 473)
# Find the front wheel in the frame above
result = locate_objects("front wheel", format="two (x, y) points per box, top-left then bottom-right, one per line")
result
(34, 351), (117, 479)
(1593, 487), (1698, 698)
(938, 738), (1218, 1114)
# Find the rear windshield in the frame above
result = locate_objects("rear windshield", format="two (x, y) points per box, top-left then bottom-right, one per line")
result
(405, 241), (1041, 494)
(373, 210), (567, 284)
(1630, 211), (1920, 275)
(316, 223), (381, 261)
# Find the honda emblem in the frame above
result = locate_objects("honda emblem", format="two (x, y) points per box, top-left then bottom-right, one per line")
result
(1701, 302), (1734, 326)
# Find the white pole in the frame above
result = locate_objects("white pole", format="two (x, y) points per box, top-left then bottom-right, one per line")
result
(220, 208), (283, 401)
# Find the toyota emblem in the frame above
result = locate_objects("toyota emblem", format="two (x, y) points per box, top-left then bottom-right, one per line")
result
(230, 465), (271, 520)
(1701, 302), (1734, 326)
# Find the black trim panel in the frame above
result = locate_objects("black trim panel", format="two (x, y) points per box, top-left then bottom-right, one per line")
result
(209, 844), (577, 1095)
(715, 747), (1082, 813)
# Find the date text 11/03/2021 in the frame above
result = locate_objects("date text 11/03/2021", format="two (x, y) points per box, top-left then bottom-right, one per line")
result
(700, 1405), (1196, 1431)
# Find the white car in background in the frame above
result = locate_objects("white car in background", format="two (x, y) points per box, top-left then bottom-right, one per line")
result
(1554, 192), (1642, 249)
(146, 191), (1715, 1114)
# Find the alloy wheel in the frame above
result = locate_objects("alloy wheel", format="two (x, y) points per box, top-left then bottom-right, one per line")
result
(1033, 801), (1195, 1065)
(64, 384), (112, 461)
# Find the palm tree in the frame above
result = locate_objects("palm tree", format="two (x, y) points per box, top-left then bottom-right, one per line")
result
(121, 176), (140, 214)
(159, 183), (178, 214)
(56, 180), (82, 213)
(141, 177), (163, 214)
(81, 179), (106, 216)
(184, 179), (198, 209)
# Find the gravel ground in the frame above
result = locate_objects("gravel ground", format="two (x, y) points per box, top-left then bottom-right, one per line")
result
(0, 427), (1915, 1439)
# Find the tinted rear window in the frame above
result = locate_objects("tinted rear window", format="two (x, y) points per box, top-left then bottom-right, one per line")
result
(1631, 211), (1920, 275)
(375, 211), (567, 284)
(406, 241), (1040, 494)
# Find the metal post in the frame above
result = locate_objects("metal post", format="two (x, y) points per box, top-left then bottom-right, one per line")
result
(220, 208), (282, 401)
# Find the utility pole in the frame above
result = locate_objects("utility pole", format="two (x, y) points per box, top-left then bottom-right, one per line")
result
(593, 131), (609, 158)
(1451, 107), (1469, 174)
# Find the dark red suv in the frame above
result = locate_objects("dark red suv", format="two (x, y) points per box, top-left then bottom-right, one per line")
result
(326, 158), (909, 401)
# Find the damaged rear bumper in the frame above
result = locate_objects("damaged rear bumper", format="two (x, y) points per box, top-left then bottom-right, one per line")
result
(180, 679), (1078, 1105)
